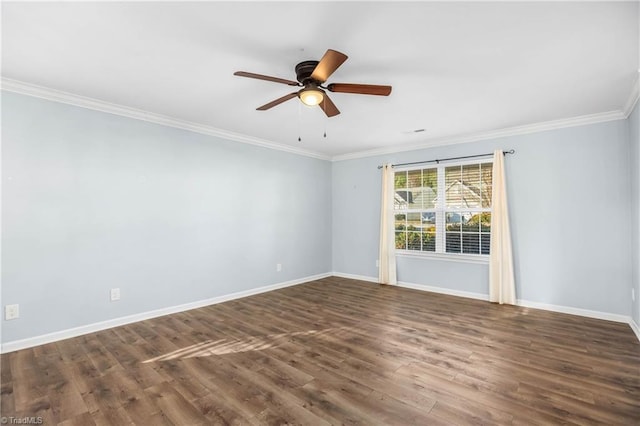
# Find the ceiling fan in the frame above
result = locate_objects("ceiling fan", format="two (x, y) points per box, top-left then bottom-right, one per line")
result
(233, 49), (392, 117)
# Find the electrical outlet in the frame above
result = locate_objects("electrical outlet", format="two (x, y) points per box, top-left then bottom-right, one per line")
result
(633, 288), (636, 302)
(376, 260), (380, 268)
(5, 304), (19, 320)
(110, 288), (121, 301)
(276, 263), (282, 272)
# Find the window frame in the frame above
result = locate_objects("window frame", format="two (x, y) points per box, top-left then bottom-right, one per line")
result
(393, 158), (493, 263)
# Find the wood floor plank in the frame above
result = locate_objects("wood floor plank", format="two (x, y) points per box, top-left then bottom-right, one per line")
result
(180, 358), (264, 422)
(144, 381), (205, 426)
(191, 392), (256, 425)
(1, 276), (638, 424)
(57, 411), (98, 426)
(184, 356), (271, 418)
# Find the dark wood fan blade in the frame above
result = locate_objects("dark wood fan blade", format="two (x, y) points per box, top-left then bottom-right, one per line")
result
(327, 83), (392, 96)
(256, 92), (299, 110)
(318, 94), (340, 117)
(234, 71), (299, 86)
(310, 49), (348, 83)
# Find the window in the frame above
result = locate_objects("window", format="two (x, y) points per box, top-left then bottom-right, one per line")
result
(394, 161), (493, 257)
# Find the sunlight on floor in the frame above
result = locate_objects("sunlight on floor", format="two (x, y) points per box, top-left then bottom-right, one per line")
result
(142, 326), (352, 363)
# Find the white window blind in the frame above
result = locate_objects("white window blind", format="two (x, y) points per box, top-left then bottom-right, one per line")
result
(394, 160), (493, 256)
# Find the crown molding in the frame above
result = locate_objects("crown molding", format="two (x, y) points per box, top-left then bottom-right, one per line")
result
(331, 109), (626, 161)
(623, 73), (640, 118)
(3, 77), (632, 163)
(1, 77), (331, 161)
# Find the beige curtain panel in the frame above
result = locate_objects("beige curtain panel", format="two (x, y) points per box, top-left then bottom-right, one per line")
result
(379, 164), (397, 285)
(489, 150), (516, 304)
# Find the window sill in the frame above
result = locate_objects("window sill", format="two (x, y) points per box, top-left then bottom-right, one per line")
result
(396, 250), (489, 264)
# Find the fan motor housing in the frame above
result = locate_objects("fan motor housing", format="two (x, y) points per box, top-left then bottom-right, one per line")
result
(295, 60), (319, 84)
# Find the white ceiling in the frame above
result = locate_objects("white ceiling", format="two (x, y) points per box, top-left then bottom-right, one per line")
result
(2, 1), (638, 159)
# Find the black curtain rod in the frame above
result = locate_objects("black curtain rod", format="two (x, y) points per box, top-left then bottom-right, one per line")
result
(377, 149), (515, 169)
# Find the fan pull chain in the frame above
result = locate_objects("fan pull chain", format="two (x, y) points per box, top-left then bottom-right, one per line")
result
(324, 108), (327, 138)
(323, 98), (327, 138)
(298, 100), (302, 142)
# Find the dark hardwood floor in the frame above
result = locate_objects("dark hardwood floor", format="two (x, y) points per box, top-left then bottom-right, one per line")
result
(1, 276), (639, 425)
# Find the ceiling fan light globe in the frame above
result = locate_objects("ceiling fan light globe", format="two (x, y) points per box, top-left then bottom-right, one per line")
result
(299, 89), (324, 106)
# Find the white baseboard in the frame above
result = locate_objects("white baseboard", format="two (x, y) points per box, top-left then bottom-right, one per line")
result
(629, 318), (640, 342)
(332, 272), (636, 335)
(331, 272), (378, 283)
(6, 272), (637, 352)
(1, 273), (331, 354)
(332, 271), (489, 301)
(397, 281), (490, 301)
(515, 299), (630, 324)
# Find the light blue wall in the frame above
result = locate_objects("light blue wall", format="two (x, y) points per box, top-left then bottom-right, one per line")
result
(3, 90), (636, 346)
(630, 99), (640, 326)
(1, 92), (332, 343)
(333, 120), (632, 316)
